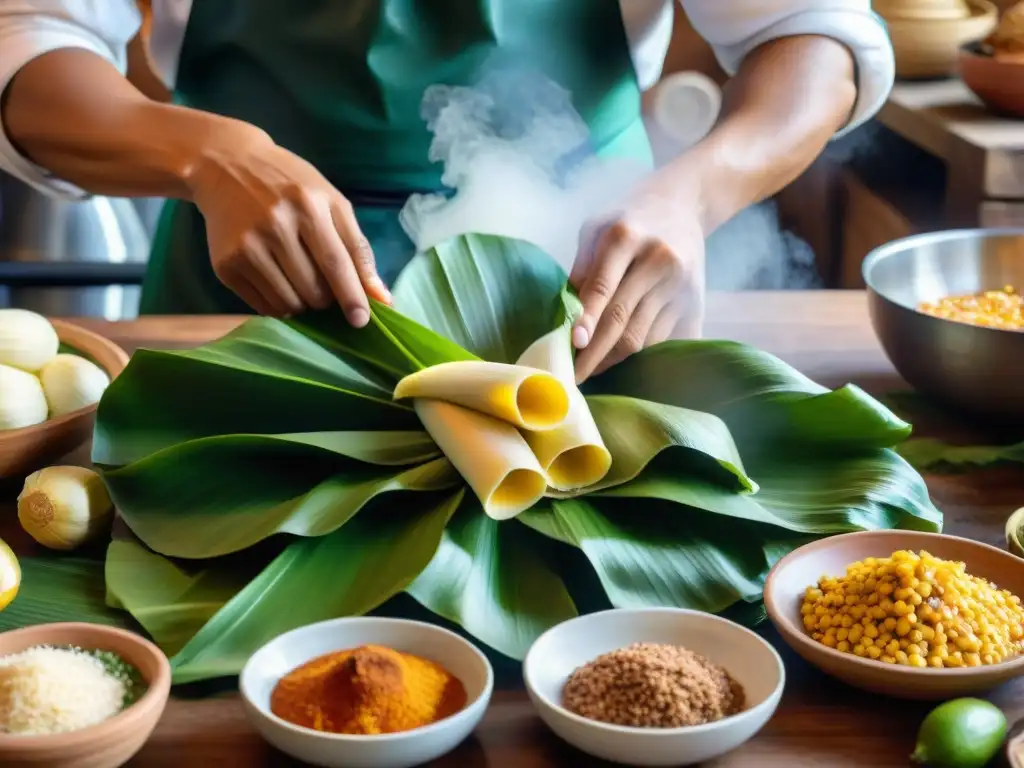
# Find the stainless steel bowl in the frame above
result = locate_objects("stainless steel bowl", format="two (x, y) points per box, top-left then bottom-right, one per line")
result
(863, 228), (1024, 424)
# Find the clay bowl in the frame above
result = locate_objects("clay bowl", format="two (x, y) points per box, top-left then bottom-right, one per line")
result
(764, 530), (1024, 701)
(884, 0), (999, 78)
(875, 0), (974, 21)
(0, 320), (129, 479)
(0, 622), (171, 768)
(960, 42), (1024, 117)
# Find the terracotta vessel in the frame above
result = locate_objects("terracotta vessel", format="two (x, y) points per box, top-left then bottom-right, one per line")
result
(765, 530), (1024, 700)
(881, 0), (999, 77)
(0, 622), (171, 768)
(960, 43), (1024, 116)
(0, 320), (129, 479)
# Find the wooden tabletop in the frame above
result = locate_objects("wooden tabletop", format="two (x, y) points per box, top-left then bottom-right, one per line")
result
(3, 291), (1022, 767)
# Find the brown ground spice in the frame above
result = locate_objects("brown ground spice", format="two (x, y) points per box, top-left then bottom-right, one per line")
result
(561, 643), (745, 728)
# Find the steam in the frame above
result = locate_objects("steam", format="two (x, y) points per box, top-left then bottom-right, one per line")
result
(401, 66), (886, 291)
(399, 69), (646, 273)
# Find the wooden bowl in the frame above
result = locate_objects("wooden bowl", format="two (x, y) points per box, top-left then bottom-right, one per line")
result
(764, 530), (1024, 701)
(875, 0), (973, 21)
(960, 43), (1024, 117)
(884, 0), (999, 78)
(0, 320), (129, 479)
(0, 622), (170, 768)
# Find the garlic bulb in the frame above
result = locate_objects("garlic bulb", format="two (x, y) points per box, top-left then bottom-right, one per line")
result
(18, 466), (114, 551)
(0, 308), (59, 372)
(0, 364), (48, 430)
(38, 354), (110, 417)
(0, 537), (19, 611)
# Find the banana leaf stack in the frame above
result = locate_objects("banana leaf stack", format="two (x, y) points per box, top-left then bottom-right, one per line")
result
(1, 234), (942, 684)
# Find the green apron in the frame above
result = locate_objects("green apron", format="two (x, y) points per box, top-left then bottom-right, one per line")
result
(139, 0), (654, 314)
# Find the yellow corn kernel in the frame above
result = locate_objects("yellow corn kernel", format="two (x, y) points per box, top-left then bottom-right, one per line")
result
(799, 549), (1024, 668)
(908, 654), (928, 668)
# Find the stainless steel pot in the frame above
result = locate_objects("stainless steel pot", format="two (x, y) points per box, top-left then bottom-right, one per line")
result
(0, 173), (151, 319)
(863, 228), (1024, 424)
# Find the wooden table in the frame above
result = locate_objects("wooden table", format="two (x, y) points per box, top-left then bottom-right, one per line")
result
(877, 79), (1024, 229)
(2, 292), (1022, 767)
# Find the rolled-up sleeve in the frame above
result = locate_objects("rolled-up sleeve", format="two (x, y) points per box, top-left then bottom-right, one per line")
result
(0, 1), (141, 198)
(679, 0), (895, 137)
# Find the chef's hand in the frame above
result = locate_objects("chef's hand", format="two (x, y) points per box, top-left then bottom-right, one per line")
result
(187, 128), (391, 325)
(570, 178), (706, 383)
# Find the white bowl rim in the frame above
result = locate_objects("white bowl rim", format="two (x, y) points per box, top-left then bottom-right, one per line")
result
(523, 607), (786, 738)
(764, 529), (1024, 678)
(238, 616), (495, 743)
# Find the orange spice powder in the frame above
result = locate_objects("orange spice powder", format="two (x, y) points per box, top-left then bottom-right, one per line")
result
(270, 644), (467, 735)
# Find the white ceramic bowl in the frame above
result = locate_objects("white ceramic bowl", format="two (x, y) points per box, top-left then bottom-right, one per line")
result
(239, 617), (494, 768)
(523, 608), (785, 767)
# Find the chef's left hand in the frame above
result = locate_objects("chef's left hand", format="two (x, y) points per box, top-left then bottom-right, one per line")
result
(570, 176), (706, 383)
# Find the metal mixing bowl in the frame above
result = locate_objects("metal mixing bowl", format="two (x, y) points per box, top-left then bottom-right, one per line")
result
(862, 228), (1024, 424)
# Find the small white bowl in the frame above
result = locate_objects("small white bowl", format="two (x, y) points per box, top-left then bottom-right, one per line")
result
(523, 608), (784, 767)
(239, 617), (494, 768)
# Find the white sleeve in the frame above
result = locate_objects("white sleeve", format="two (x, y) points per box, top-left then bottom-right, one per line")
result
(0, 1), (141, 199)
(679, 0), (895, 137)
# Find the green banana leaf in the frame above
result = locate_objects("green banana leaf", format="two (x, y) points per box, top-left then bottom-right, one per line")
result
(9, 232), (942, 684)
(896, 437), (1024, 472)
(406, 503), (578, 660)
(0, 557), (130, 631)
(109, 490), (464, 683)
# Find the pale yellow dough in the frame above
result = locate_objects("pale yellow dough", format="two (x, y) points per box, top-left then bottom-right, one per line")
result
(516, 328), (611, 491)
(394, 361), (569, 431)
(414, 399), (548, 520)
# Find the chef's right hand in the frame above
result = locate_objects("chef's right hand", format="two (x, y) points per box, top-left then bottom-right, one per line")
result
(186, 127), (391, 325)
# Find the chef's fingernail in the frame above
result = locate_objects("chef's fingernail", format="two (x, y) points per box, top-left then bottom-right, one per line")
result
(573, 325), (590, 349)
(349, 308), (370, 327)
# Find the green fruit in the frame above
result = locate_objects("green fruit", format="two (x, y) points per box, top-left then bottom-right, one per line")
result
(911, 698), (1007, 768)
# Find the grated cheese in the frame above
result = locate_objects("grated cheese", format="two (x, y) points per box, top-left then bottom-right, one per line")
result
(0, 645), (126, 735)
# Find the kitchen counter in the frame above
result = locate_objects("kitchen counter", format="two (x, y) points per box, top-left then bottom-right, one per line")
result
(2, 291), (1021, 767)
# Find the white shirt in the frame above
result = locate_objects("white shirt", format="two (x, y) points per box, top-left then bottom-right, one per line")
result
(0, 0), (894, 199)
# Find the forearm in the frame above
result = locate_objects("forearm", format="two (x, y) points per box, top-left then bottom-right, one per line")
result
(665, 35), (857, 233)
(1, 48), (269, 200)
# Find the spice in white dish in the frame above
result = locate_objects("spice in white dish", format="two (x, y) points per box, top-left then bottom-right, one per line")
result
(0, 645), (126, 735)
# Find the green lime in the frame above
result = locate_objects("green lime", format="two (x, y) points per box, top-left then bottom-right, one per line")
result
(911, 698), (1007, 768)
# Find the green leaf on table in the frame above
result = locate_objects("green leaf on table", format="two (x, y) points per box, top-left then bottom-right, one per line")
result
(93, 318), (418, 466)
(0, 557), (131, 632)
(108, 490), (464, 684)
(406, 500), (578, 660)
(550, 395), (756, 496)
(524, 498), (772, 614)
(105, 538), (262, 657)
(896, 437), (1024, 472)
(588, 343), (912, 454)
(598, 446), (941, 534)
(103, 430), (458, 558)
